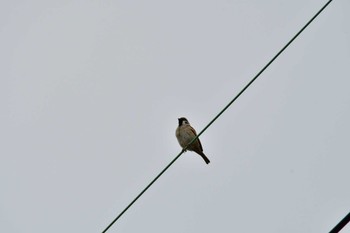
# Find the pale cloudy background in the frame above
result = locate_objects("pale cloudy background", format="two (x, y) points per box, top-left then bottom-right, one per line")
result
(1, 0), (349, 232)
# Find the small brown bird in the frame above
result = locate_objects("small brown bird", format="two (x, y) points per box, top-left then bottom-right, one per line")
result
(175, 117), (210, 164)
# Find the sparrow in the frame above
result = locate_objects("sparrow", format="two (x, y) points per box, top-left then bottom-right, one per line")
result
(176, 117), (210, 164)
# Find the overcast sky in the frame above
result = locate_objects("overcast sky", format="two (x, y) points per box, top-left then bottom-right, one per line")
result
(1, 0), (350, 232)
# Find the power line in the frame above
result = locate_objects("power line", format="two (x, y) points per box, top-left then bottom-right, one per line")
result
(329, 212), (350, 233)
(101, 0), (334, 232)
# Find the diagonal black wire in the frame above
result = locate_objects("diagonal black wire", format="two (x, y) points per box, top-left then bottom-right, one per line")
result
(329, 212), (350, 233)
(102, 0), (333, 232)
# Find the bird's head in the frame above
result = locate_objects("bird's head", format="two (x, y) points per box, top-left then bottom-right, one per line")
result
(178, 117), (189, 126)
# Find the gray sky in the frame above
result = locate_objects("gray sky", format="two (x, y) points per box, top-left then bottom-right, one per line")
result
(1, 0), (350, 232)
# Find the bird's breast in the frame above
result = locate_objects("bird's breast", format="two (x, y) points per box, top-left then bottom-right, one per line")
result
(176, 126), (195, 148)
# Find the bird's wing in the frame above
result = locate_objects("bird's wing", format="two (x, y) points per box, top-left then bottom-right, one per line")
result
(189, 126), (203, 151)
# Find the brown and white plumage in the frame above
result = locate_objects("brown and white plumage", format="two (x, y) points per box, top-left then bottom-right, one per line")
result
(176, 117), (210, 164)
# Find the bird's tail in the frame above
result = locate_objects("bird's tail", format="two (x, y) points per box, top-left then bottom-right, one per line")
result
(199, 152), (210, 164)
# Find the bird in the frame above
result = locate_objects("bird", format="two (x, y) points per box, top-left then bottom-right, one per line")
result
(176, 117), (210, 164)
